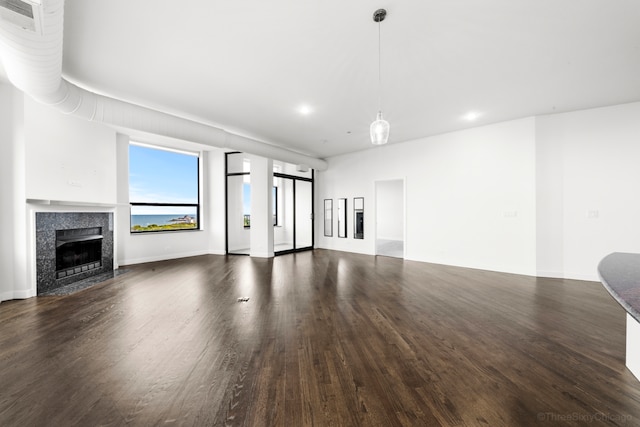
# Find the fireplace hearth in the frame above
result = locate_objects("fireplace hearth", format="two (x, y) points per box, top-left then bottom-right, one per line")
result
(36, 212), (113, 294)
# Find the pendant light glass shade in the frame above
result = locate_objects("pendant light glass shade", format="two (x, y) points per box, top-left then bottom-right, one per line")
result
(370, 111), (390, 145)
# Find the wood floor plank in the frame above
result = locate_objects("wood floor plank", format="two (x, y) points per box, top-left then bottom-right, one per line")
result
(1, 250), (640, 426)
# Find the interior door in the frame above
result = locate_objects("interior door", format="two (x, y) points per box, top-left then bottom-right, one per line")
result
(274, 176), (294, 252)
(295, 180), (313, 249)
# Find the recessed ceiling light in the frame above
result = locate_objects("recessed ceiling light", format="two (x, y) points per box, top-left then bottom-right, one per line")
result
(298, 105), (313, 115)
(463, 111), (482, 121)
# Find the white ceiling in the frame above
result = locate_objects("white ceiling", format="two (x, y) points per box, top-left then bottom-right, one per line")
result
(51, 1), (640, 158)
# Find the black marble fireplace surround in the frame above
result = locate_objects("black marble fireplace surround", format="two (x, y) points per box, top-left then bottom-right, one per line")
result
(36, 212), (114, 295)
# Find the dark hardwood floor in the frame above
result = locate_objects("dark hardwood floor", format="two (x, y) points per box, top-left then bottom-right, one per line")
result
(1, 250), (639, 426)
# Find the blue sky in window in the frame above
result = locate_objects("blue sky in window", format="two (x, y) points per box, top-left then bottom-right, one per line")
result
(243, 183), (250, 215)
(241, 183), (277, 218)
(129, 144), (198, 214)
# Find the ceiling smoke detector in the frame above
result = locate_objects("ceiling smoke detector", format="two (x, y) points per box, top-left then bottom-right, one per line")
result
(0, 0), (44, 34)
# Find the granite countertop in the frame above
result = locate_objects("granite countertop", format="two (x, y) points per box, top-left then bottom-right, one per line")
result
(598, 252), (640, 323)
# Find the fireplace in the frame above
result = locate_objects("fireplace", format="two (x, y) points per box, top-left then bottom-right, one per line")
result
(36, 212), (114, 294)
(55, 227), (103, 279)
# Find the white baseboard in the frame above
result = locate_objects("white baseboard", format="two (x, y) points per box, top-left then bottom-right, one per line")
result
(561, 272), (599, 282)
(536, 270), (564, 279)
(403, 256), (537, 278)
(0, 288), (36, 303)
(315, 244), (375, 257)
(249, 252), (275, 258)
(119, 250), (210, 266)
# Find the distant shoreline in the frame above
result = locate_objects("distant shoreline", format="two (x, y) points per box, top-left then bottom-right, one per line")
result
(131, 214), (198, 228)
(169, 215), (195, 224)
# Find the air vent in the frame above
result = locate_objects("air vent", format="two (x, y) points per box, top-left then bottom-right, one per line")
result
(0, 0), (43, 34)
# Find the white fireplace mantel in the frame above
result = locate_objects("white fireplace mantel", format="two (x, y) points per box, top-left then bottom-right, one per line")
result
(26, 200), (120, 298)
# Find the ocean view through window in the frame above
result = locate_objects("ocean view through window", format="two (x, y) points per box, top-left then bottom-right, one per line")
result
(129, 143), (200, 233)
(241, 184), (278, 227)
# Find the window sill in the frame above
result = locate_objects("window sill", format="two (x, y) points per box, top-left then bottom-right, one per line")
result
(131, 228), (202, 235)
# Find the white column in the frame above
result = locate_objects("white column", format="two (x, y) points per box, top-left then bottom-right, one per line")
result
(115, 133), (130, 268)
(0, 83), (29, 301)
(249, 155), (274, 258)
(205, 150), (227, 255)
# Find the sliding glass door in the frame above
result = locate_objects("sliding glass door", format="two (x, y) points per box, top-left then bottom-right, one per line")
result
(226, 153), (314, 256)
(274, 173), (313, 255)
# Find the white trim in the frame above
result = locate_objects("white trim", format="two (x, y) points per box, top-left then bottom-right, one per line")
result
(249, 251), (275, 259)
(1, 289), (35, 302)
(536, 270), (565, 279)
(538, 270), (600, 282)
(119, 250), (210, 266)
(403, 256), (538, 278)
(562, 272), (600, 282)
(130, 140), (200, 157)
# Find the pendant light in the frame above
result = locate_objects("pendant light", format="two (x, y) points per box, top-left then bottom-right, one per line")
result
(370, 8), (390, 146)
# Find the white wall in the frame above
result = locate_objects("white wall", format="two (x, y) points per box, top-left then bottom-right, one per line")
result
(535, 117), (564, 277)
(318, 103), (640, 280)
(317, 118), (538, 276)
(536, 102), (640, 280)
(24, 98), (117, 204)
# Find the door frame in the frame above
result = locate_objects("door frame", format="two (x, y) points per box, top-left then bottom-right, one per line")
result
(273, 171), (314, 256)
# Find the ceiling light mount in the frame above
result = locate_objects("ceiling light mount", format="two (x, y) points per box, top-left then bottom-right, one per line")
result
(373, 8), (387, 23)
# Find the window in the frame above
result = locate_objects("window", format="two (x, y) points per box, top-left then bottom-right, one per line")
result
(242, 184), (278, 227)
(129, 143), (200, 233)
(243, 182), (251, 227)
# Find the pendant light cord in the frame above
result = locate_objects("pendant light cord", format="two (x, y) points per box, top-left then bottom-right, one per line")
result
(377, 19), (382, 113)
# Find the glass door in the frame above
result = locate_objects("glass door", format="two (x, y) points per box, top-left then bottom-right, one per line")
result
(295, 180), (313, 250)
(274, 172), (314, 255)
(273, 175), (294, 252)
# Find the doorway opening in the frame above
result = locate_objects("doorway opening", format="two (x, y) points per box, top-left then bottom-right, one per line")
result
(375, 179), (404, 258)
